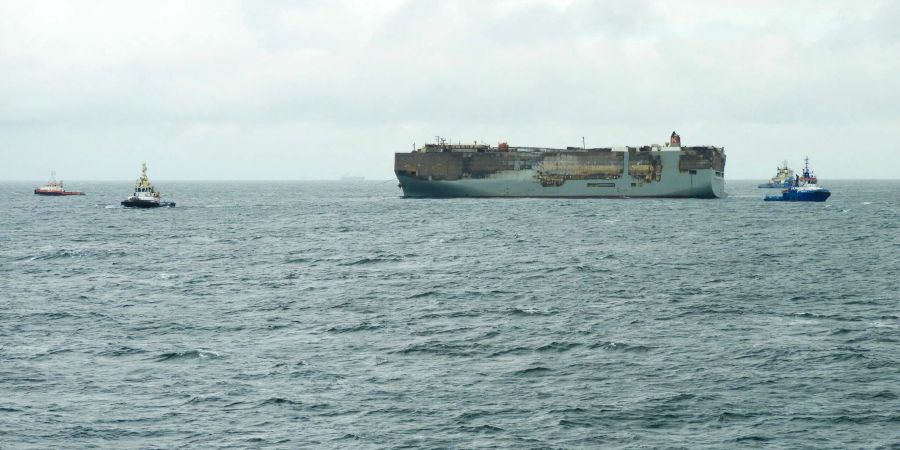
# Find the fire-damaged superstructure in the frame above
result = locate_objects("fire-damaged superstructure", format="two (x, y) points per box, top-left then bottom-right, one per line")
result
(394, 132), (726, 198)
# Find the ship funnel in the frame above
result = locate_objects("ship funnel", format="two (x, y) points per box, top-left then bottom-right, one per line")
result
(669, 131), (682, 147)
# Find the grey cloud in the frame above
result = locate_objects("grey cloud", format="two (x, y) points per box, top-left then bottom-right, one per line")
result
(1, 0), (898, 180)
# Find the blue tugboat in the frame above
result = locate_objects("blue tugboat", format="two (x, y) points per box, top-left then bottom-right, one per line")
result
(764, 157), (830, 202)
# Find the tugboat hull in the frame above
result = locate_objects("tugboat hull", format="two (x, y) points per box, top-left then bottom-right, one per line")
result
(121, 200), (175, 208)
(764, 190), (831, 202)
(34, 190), (84, 196)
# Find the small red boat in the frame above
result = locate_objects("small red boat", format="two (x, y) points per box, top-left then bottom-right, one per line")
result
(34, 171), (84, 196)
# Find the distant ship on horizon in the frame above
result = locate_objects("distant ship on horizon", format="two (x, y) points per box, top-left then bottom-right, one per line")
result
(34, 171), (84, 196)
(758, 160), (794, 188)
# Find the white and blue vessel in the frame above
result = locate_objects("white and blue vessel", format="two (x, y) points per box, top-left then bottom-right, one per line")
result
(121, 163), (175, 208)
(764, 184), (831, 202)
(764, 158), (830, 202)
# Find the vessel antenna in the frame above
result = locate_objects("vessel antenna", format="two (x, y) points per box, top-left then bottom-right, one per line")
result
(582, 136), (586, 150)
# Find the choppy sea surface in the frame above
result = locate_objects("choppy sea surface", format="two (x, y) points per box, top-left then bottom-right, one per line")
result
(1, 180), (898, 448)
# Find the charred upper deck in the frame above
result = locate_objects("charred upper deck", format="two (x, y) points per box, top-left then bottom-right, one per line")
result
(394, 142), (726, 184)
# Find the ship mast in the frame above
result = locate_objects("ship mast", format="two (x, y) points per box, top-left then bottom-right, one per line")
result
(136, 162), (152, 189)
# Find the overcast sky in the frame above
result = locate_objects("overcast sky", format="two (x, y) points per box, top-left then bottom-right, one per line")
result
(1, 0), (898, 180)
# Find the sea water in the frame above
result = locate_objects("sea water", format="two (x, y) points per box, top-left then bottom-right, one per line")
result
(1, 180), (898, 448)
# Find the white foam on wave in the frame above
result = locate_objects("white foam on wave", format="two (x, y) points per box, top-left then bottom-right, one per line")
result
(197, 350), (221, 359)
(786, 319), (816, 326)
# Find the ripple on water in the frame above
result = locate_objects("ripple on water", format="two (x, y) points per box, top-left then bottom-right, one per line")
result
(153, 350), (223, 362)
(2, 180), (899, 448)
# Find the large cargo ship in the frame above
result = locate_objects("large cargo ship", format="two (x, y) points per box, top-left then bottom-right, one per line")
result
(395, 132), (726, 198)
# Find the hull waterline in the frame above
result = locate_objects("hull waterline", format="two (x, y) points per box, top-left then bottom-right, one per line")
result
(764, 190), (831, 202)
(34, 191), (84, 196)
(121, 200), (175, 208)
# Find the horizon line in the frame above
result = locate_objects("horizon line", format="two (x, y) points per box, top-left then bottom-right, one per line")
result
(2, 178), (900, 182)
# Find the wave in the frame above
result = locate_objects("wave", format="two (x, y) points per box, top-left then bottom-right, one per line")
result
(22, 311), (76, 321)
(788, 312), (863, 322)
(574, 265), (612, 273)
(456, 424), (504, 433)
(98, 345), (146, 357)
(512, 366), (552, 376)
(536, 341), (581, 353)
(590, 341), (652, 352)
(325, 322), (382, 333)
(413, 310), (483, 320)
(32, 348), (74, 359)
(339, 256), (403, 266)
(22, 249), (84, 261)
(558, 418), (593, 428)
(182, 395), (225, 406)
(153, 349), (223, 362)
(19, 248), (127, 261)
(488, 346), (532, 357)
(453, 410), (509, 423)
(256, 397), (304, 408)
(506, 307), (554, 316)
(489, 341), (581, 356)
(846, 390), (897, 401)
(394, 342), (472, 356)
(829, 328), (855, 335)
(827, 415), (889, 425)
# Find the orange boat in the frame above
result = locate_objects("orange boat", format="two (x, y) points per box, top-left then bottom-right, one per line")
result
(34, 171), (84, 196)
